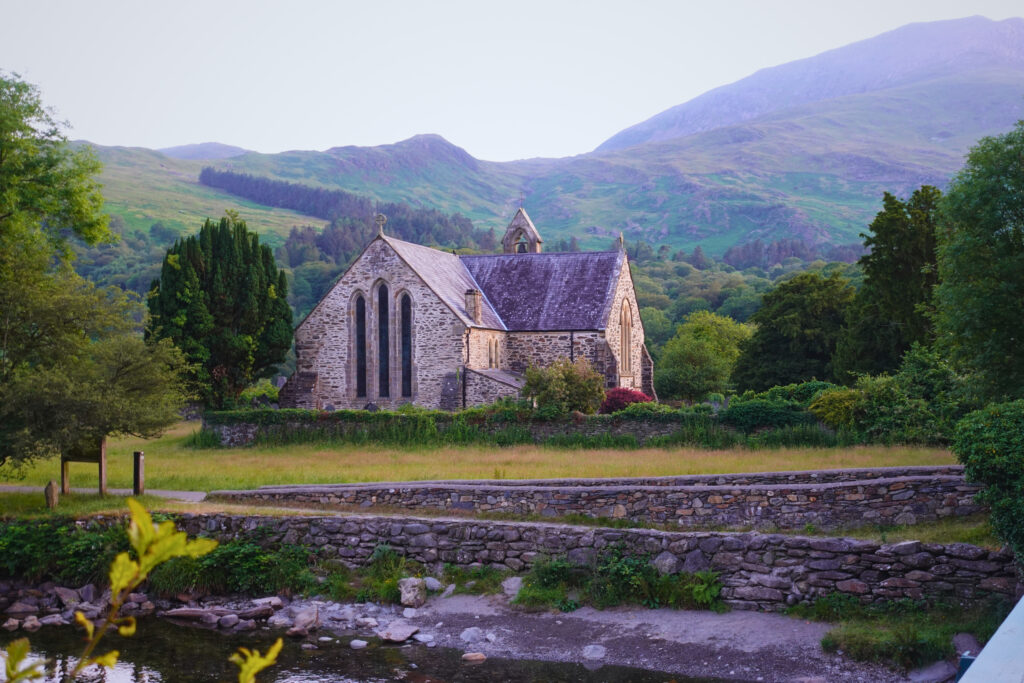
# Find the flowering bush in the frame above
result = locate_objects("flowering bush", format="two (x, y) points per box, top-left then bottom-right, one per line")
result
(599, 387), (653, 414)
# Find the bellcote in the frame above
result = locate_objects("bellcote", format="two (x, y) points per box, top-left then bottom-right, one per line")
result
(501, 207), (543, 254)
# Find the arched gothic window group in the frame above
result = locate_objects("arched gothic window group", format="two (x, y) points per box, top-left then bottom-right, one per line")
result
(353, 284), (413, 400)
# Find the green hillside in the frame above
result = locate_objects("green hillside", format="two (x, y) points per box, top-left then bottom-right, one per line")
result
(193, 69), (1022, 254)
(88, 144), (325, 248)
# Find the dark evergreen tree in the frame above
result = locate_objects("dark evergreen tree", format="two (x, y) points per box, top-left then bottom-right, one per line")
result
(148, 214), (293, 407)
(833, 186), (940, 382)
(731, 272), (854, 391)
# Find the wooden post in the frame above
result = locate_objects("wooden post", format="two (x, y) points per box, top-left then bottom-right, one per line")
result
(133, 451), (145, 496)
(97, 437), (107, 497)
(44, 480), (59, 509)
(61, 459), (71, 495)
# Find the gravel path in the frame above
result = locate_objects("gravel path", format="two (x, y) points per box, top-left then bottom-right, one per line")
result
(377, 593), (908, 682)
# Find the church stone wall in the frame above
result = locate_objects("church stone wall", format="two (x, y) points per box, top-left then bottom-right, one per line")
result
(467, 329), (507, 370)
(294, 239), (465, 411)
(504, 331), (603, 374)
(605, 263), (646, 390)
(464, 370), (521, 405)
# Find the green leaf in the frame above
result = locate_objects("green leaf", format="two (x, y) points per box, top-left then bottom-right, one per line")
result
(108, 552), (139, 595)
(229, 638), (283, 683)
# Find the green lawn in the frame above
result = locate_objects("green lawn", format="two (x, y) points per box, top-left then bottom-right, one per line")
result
(0, 421), (956, 493)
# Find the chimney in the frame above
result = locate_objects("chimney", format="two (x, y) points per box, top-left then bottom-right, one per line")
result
(465, 289), (482, 324)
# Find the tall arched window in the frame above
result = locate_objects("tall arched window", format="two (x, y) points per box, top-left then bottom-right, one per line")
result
(620, 302), (632, 375)
(355, 295), (367, 397)
(401, 293), (412, 397)
(378, 284), (390, 398)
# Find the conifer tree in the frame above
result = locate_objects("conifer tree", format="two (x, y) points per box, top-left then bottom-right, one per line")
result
(148, 214), (293, 407)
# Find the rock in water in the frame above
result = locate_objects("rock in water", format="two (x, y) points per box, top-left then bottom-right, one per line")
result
(379, 619), (419, 642)
(349, 639), (368, 650)
(582, 644), (607, 660)
(398, 578), (426, 607)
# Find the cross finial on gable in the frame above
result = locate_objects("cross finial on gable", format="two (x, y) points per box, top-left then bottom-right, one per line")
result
(375, 213), (387, 236)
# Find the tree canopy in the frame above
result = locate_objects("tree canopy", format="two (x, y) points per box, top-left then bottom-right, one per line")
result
(731, 272), (854, 392)
(148, 214), (293, 407)
(0, 73), (188, 469)
(833, 186), (940, 381)
(654, 311), (752, 402)
(933, 121), (1024, 402)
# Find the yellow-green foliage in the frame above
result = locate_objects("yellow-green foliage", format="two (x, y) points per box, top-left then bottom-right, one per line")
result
(809, 388), (861, 429)
(522, 358), (606, 415)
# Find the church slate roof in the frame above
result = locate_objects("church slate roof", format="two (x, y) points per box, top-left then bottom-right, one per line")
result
(383, 235), (506, 330)
(460, 251), (625, 331)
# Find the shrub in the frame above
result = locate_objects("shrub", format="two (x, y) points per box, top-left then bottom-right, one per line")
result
(737, 381), (840, 407)
(599, 387), (652, 414)
(615, 400), (677, 417)
(809, 388), (860, 429)
(718, 398), (814, 433)
(953, 400), (1024, 560)
(522, 358), (605, 416)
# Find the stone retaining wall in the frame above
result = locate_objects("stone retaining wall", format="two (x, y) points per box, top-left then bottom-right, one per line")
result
(204, 414), (690, 447)
(211, 467), (982, 531)
(178, 513), (1019, 612)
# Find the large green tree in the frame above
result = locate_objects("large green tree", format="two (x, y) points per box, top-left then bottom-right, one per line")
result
(148, 214), (293, 407)
(654, 311), (752, 402)
(833, 186), (941, 381)
(0, 73), (189, 469)
(731, 272), (854, 392)
(934, 121), (1024, 402)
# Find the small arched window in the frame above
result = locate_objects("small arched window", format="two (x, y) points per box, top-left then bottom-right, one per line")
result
(355, 295), (367, 397)
(401, 293), (412, 397)
(620, 302), (632, 375)
(378, 284), (390, 398)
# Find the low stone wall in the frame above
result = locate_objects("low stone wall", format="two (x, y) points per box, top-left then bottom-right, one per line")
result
(178, 513), (1019, 612)
(211, 467), (982, 531)
(204, 414), (688, 447)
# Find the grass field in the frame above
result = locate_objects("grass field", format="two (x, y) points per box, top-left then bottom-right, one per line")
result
(0, 421), (956, 493)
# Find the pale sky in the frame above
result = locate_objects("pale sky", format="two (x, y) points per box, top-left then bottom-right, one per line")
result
(2, 0), (1021, 161)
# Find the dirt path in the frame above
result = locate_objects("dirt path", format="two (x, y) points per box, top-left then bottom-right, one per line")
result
(395, 593), (907, 682)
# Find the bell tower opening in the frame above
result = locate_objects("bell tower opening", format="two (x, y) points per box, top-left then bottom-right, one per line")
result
(501, 207), (543, 254)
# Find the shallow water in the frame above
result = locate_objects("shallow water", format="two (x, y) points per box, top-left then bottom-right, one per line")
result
(2, 618), (725, 682)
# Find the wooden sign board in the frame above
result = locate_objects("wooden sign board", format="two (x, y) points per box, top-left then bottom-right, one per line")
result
(61, 437), (107, 496)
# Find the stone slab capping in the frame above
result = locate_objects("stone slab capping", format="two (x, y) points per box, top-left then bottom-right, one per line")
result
(175, 513), (1020, 612)
(209, 466), (983, 531)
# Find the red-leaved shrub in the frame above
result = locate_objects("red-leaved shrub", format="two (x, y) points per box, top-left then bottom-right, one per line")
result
(599, 387), (653, 414)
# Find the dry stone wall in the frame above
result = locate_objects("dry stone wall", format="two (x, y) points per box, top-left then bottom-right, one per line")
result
(176, 513), (1020, 611)
(211, 466), (982, 531)
(205, 414), (686, 447)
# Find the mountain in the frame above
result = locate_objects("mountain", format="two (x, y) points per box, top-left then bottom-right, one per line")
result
(92, 16), (1024, 256)
(597, 16), (1024, 152)
(159, 142), (250, 160)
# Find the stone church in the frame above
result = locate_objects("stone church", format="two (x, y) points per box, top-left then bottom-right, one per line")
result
(279, 209), (654, 410)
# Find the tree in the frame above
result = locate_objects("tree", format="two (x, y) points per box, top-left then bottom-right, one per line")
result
(148, 214), (293, 407)
(0, 72), (108, 253)
(934, 121), (1024, 402)
(654, 311), (752, 402)
(0, 73), (188, 469)
(731, 272), (854, 392)
(833, 187), (940, 381)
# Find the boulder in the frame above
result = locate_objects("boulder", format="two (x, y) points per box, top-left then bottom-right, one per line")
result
(907, 660), (957, 683)
(238, 605), (274, 620)
(460, 626), (484, 643)
(582, 644), (607, 660)
(2, 618), (20, 631)
(501, 576), (523, 600)
(219, 614), (240, 628)
(53, 587), (80, 608)
(78, 584), (98, 604)
(21, 616), (40, 632)
(651, 551), (679, 576)
(379, 619), (419, 642)
(424, 577), (443, 592)
(398, 578), (426, 607)
(349, 639), (368, 650)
